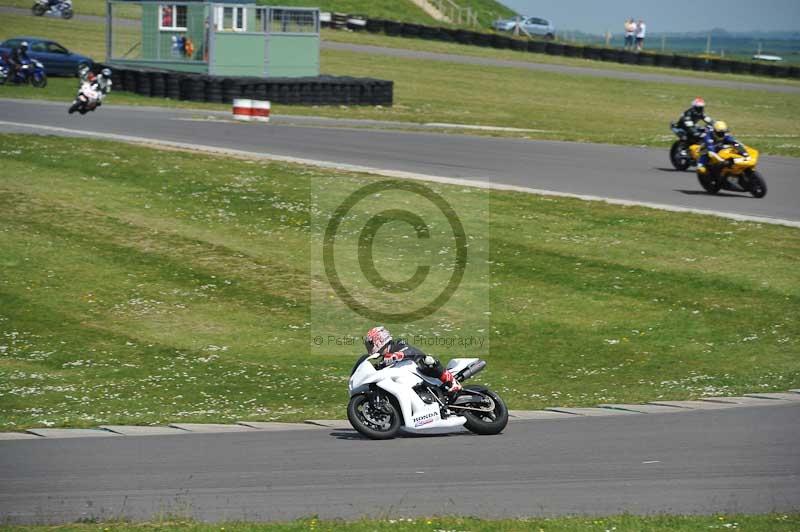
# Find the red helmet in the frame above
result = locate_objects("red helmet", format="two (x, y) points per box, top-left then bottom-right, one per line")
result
(364, 326), (392, 355)
(692, 97), (705, 110)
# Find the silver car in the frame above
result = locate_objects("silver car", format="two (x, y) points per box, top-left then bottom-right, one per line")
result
(492, 16), (555, 39)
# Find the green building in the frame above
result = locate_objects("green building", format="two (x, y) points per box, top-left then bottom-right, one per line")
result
(106, 0), (320, 77)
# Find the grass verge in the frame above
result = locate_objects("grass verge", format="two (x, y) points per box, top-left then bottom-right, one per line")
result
(0, 134), (798, 431)
(2, 514), (799, 531)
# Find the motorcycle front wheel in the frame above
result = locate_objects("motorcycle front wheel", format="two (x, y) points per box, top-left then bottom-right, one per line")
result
(748, 171), (767, 198)
(698, 171), (722, 194)
(32, 3), (46, 15)
(31, 73), (47, 88)
(347, 393), (401, 440)
(669, 141), (691, 171)
(461, 386), (508, 435)
(61, 7), (73, 18)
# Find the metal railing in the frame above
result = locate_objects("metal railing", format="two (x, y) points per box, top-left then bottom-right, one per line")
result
(431, 0), (478, 27)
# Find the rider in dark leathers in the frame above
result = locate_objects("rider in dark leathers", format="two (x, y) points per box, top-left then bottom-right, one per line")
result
(675, 97), (714, 142)
(364, 326), (462, 395)
(9, 41), (31, 78)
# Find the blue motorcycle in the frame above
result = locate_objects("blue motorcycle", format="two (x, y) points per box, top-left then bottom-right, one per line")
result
(0, 57), (47, 88)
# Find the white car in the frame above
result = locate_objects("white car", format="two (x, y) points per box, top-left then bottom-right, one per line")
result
(492, 16), (555, 39)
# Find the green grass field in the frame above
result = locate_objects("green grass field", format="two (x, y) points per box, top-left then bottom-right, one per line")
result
(3, 514), (799, 531)
(1, 134), (798, 431)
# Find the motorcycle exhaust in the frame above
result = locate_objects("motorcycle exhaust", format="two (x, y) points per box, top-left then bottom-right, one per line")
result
(459, 360), (486, 381)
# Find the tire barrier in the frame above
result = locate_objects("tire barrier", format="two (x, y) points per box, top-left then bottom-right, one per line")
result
(384, 20), (403, 36)
(618, 50), (637, 64)
(545, 42), (564, 56)
(563, 44), (582, 58)
(510, 38), (527, 52)
(316, 15), (797, 79)
(402, 23), (421, 38)
(636, 52), (656, 66)
(108, 68), (394, 106)
(527, 40), (546, 54)
(365, 18), (386, 33)
(150, 72), (166, 98)
(492, 34), (512, 49)
(134, 70), (151, 96)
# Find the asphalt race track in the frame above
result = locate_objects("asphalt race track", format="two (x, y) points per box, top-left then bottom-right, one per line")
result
(1, 99), (799, 223)
(1, 404), (799, 524)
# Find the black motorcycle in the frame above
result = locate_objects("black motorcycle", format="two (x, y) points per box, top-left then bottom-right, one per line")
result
(669, 121), (704, 171)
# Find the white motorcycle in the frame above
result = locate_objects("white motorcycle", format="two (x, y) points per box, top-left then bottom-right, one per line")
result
(32, 0), (73, 19)
(348, 354), (508, 439)
(68, 81), (101, 115)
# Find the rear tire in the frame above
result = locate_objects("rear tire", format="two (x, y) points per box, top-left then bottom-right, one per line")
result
(461, 387), (508, 435)
(669, 140), (691, 171)
(32, 3), (46, 15)
(347, 393), (401, 440)
(748, 171), (767, 198)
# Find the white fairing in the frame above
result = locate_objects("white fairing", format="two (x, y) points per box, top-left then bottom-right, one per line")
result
(79, 82), (100, 102)
(349, 357), (470, 433)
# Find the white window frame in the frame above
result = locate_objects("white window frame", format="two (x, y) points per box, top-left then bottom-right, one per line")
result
(159, 4), (187, 31)
(215, 6), (247, 32)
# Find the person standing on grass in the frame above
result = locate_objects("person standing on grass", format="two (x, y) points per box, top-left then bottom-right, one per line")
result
(624, 18), (636, 50)
(635, 19), (647, 51)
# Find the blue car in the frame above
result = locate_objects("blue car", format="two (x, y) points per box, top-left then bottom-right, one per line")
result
(0, 37), (93, 77)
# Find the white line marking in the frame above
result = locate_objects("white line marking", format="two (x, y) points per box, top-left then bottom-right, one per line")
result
(642, 460), (661, 464)
(3, 120), (799, 228)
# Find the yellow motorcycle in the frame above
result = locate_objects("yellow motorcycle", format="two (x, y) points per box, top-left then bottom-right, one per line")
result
(689, 144), (767, 198)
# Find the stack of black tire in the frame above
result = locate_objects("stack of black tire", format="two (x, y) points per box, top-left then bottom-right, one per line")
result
(106, 67), (394, 106)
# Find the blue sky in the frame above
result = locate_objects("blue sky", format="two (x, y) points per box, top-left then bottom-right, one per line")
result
(498, 0), (800, 34)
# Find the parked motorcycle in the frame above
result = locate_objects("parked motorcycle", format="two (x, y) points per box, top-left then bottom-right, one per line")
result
(689, 143), (767, 198)
(348, 353), (508, 439)
(0, 58), (47, 87)
(669, 121), (704, 171)
(32, 0), (73, 19)
(68, 81), (101, 115)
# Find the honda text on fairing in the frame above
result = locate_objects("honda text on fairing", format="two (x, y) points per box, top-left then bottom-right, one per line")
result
(348, 353), (508, 439)
(32, 0), (73, 19)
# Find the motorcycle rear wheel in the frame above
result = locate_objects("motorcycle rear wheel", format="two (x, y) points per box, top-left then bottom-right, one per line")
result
(461, 386), (508, 435)
(748, 171), (767, 198)
(32, 3), (46, 15)
(669, 141), (691, 171)
(347, 393), (401, 440)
